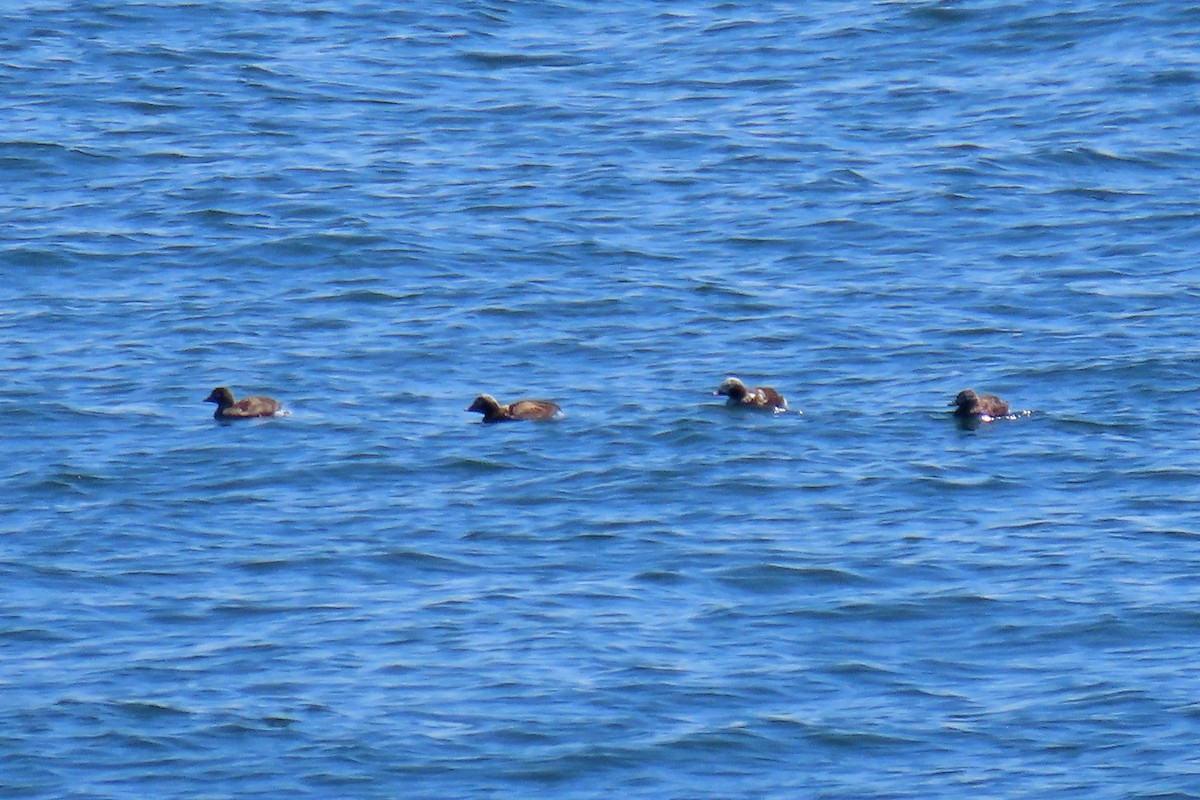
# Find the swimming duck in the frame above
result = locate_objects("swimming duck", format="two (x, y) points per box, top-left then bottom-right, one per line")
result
(204, 387), (282, 420)
(467, 394), (561, 423)
(713, 376), (788, 412)
(950, 389), (1009, 421)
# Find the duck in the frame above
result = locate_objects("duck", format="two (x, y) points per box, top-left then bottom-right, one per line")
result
(467, 394), (561, 423)
(204, 387), (282, 420)
(713, 376), (788, 412)
(950, 389), (1009, 421)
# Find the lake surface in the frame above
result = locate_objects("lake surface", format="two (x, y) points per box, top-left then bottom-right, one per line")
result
(4, 2), (1200, 797)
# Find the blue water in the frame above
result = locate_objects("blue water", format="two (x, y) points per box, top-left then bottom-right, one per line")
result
(4, 2), (1200, 797)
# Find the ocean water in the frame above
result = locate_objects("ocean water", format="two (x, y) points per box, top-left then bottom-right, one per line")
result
(3, 1), (1200, 797)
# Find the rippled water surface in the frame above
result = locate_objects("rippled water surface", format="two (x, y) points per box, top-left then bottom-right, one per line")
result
(4, 2), (1200, 798)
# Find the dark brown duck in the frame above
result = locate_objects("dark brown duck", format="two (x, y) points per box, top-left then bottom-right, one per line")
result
(205, 387), (282, 420)
(713, 376), (788, 412)
(467, 394), (561, 423)
(950, 389), (1009, 420)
